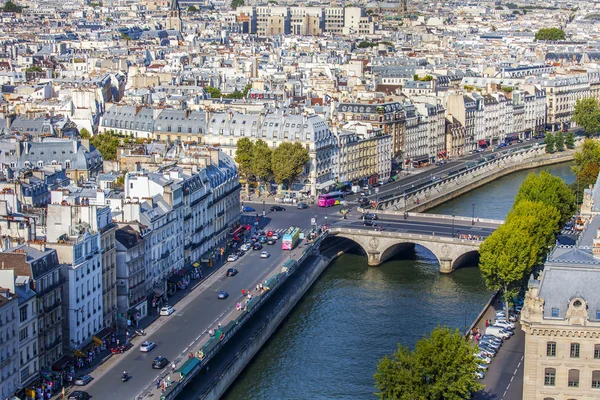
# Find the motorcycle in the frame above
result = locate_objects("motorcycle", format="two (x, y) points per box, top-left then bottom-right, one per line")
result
(135, 329), (146, 336)
(121, 373), (129, 382)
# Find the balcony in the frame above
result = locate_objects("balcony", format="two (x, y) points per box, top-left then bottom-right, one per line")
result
(46, 336), (62, 351)
(43, 298), (62, 314)
(38, 277), (66, 297)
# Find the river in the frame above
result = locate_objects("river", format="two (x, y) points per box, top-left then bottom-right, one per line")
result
(222, 162), (575, 400)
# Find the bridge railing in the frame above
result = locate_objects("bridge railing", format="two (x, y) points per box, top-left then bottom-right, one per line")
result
(362, 210), (505, 225)
(330, 227), (484, 244)
(376, 145), (543, 210)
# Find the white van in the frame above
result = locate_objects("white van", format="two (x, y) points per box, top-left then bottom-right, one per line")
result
(485, 326), (511, 340)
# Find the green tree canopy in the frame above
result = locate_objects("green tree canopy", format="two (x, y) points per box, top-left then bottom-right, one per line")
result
(534, 27), (566, 41)
(573, 138), (600, 174)
(2, 1), (23, 12)
(271, 142), (309, 187)
(79, 128), (91, 139)
(357, 41), (377, 48)
(90, 131), (121, 161)
(565, 131), (575, 149)
(571, 162), (600, 203)
(205, 86), (222, 98)
(555, 131), (565, 152)
(374, 326), (482, 400)
(251, 139), (272, 191)
(479, 221), (537, 315)
(507, 200), (561, 264)
(573, 97), (600, 138)
(187, 5), (198, 11)
(25, 66), (42, 73)
(513, 170), (576, 225)
(231, 0), (244, 9)
(234, 137), (254, 193)
(544, 132), (555, 153)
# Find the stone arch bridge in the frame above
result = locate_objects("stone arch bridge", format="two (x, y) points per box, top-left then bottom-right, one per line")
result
(323, 227), (482, 273)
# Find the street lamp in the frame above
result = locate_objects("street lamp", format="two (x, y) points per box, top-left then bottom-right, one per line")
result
(262, 200), (265, 217)
(471, 203), (475, 226)
(452, 214), (455, 238)
(403, 190), (408, 220)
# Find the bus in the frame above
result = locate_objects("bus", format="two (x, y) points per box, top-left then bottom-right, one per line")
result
(282, 227), (301, 250)
(318, 191), (344, 207)
(231, 224), (252, 241)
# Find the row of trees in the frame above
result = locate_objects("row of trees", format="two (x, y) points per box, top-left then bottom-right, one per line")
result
(235, 138), (309, 192)
(205, 84), (252, 100)
(544, 131), (575, 153)
(572, 97), (600, 138)
(571, 139), (600, 202)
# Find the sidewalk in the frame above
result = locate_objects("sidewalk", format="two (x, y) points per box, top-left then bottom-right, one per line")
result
(54, 241), (235, 399)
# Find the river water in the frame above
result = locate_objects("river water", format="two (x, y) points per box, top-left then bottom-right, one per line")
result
(222, 162), (575, 400)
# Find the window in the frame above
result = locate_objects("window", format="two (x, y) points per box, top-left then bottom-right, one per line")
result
(546, 342), (556, 357)
(544, 368), (556, 386)
(19, 306), (27, 323)
(571, 343), (580, 358)
(551, 307), (559, 317)
(568, 369), (580, 387)
(592, 370), (600, 388)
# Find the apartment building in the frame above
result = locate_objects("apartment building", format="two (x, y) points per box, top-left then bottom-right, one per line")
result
(0, 286), (19, 400)
(15, 278), (39, 391)
(444, 93), (477, 154)
(0, 246), (64, 371)
(540, 75), (590, 132)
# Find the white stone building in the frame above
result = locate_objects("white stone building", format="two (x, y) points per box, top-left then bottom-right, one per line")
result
(0, 287), (19, 399)
(15, 279), (39, 391)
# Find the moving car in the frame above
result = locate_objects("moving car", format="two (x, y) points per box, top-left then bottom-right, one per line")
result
(152, 356), (169, 369)
(266, 238), (276, 245)
(68, 391), (90, 400)
(74, 375), (93, 386)
(240, 243), (251, 252)
(258, 236), (267, 244)
(227, 254), (239, 262)
(270, 205), (286, 211)
(160, 306), (175, 316)
(242, 206), (255, 212)
(226, 268), (238, 277)
(140, 341), (156, 352)
(218, 291), (229, 299)
(363, 220), (377, 227)
(266, 230), (275, 237)
(363, 213), (378, 220)
(252, 243), (263, 250)
(271, 233), (280, 240)
(260, 251), (270, 259)
(297, 202), (309, 209)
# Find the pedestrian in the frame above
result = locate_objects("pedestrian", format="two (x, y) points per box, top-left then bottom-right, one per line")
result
(485, 319), (489, 327)
(172, 362), (176, 371)
(116, 338), (120, 346)
(242, 289), (245, 296)
(156, 378), (160, 389)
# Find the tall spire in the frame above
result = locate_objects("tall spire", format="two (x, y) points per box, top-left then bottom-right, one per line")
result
(170, 0), (179, 11)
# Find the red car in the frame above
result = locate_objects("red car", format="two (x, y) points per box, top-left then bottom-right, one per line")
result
(267, 230), (274, 237)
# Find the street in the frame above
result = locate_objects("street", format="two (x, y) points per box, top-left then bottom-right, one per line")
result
(82, 213), (316, 400)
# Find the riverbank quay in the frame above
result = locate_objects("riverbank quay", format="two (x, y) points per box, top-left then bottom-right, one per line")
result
(141, 231), (338, 400)
(379, 145), (576, 213)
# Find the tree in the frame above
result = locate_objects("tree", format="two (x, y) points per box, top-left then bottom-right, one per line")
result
(271, 142), (309, 188)
(187, 5), (198, 11)
(555, 131), (565, 152)
(565, 131), (575, 149)
(571, 162), (600, 203)
(90, 131), (121, 161)
(506, 200), (561, 265)
(251, 139), (272, 193)
(2, 1), (22, 12)
(231, 0), (244, 9)
(25, 66), (42, 73)
(513, 171), (576, 225)
(357, 41), (377, 48)
(573, 138), (600, 173)
(79, 128), (91, 139)
(534, 27), (566, 41)
(235, 138), (254, 194)
(204, 86), (221, 98)
(544, 132), (555, 153)
(479, 221), (537, 317)
(573, 97), (600, 138)
(374, 326), (482, 400)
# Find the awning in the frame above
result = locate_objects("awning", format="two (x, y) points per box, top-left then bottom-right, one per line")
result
(74, 350), (86, 357)
(193, 262), (200, 267)
(478, 139), (488, 145)
(316, 179), (336, 190)
(413, 156), (429, 162)
(153, 288), (164, 297)
(92, 336), (103, 346)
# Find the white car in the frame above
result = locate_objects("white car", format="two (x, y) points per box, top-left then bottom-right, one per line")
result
(240, 243), (251, 252)
(474, 353), (492, 364)
(495, 311), (519, 322)
(227, 254), (239, 262)
(160, 306), (174, 316)
(140, 341), (156, 352)
(494, 319), (515, 330)
(271, 233), (280, 240)
(260, 251), (270, 259)
(475, 370), (485, 380)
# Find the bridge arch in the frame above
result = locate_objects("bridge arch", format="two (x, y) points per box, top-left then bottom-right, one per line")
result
(379, 241), (440, 266)
(319, 234), (368, 258)
(451, 250), (480, 271)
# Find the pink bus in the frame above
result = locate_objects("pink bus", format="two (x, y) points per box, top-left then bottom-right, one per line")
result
(318, 191), (344, 207)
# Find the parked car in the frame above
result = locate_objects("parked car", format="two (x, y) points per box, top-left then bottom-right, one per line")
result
(235, 250), (245, 258)
(74, 375), (93, 386)
(270, 205), (286, 211)
(474, 353), (492, 364)
(297, 202), (309, 209)
(227, 254), (239, 262)
(261, 251), (270, 259)
(363, 213), (378, 220)
(68, 391), (90, 400)
(152, 356), (169, 369)
(479, 339), (501, 350)
(253, 243), (263, 250)
(242, 206), (255, 212)
(218, 291), (229, 299)
(226, 268), (238, 277)
(240, 243), (251, 252)
(160, 306), (174, 316)
(485, 326), (511, 339)
(478, 345), (496, 357)
(493, 319), (515, 330)
(481, 335), (503, 345)
(475, 370), (485, 380)
(140, 341), (156, 352)
(477, 364), (489, 372)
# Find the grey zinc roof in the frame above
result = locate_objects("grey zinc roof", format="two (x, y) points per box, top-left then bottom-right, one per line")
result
(538, 265), (600, 320)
